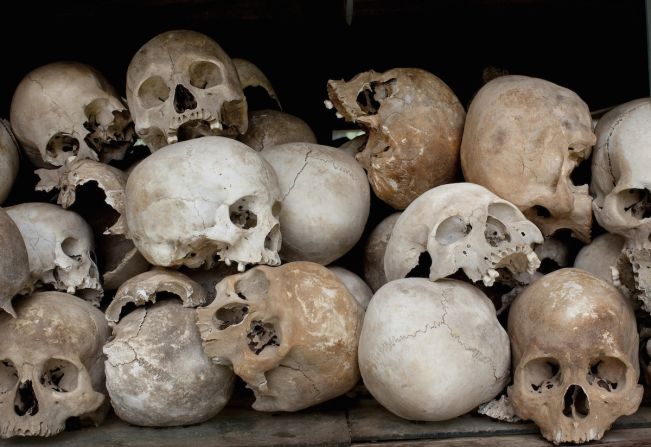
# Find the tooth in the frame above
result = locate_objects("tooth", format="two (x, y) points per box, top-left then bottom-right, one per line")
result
(237, 262), (245, 272)
(224, 258), (231, 266)
(482, 269), (499, 287)
(210, 121), (223, 130)
(335, 112), (343, 119)
(324, 99), (333, 110)
(167, 135), (178, 144)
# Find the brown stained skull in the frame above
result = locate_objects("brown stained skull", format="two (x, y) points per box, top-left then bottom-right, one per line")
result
(127, 30), (247, 150)
(196, 262), (364, 412)
(0, 208), (30, 316)
(0, 292), (110, 438)
(10, 62), (135, 168)
(327, 68), (465, 210)
(508, 269), (642, 444)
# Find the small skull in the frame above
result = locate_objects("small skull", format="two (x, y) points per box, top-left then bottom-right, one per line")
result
(6, 203), (102, 305)
(508, 268), (643, 444)
(126, 30), (247, 150)
(363, 212), (401, 292)
(0, 292), (110, 438)
(461, 75), (596, 242)
(0, 208), (30, 316)
(0, 120), (19, 204)
(10, 62), (135, 168)
(327, 68), (465, 210)
(125, 136), (281, 270)
(196, 262), (364, 411)
(384, 183), (543, 286)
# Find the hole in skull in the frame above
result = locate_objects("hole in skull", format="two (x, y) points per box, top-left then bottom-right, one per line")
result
(174, 84), (198, 114)
(485, 216), (511, 247)
(216, 304), (249, 330)
(533, 206), (552, 218)
(355, 78), (397, 115)
(406, 251), (433, 278)
(243, 86), (280, 110)
(229, 197), (258, 229)
(14, 380), (39, 416)
(247, 320), (280, 355)
(524, 358), (560, 393)
(189, 61), (223, 89)
(620, 189), (651, 220)
(569, 151), (592, 186)
(435, 216), (472, 245)
(40, 359), (79, 393)
(177, 119), (213, 141)
(563, 385), (590, 418)
(587, 357), (626, 392)
(61, 237), (82, 262)
(138, 76), (170, 109)
(46, 133), (79, 159)
(538, 258), (561, 274)
(0, 359), (18, 393)
(84, 108), (136, 159)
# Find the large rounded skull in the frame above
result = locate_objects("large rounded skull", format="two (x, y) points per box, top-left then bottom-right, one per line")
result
(10, 62), (135, 167)
(384, 183), (543, 286)
(126, 30), (247, 150)
(0, 120), (19, 204)
(0, 208), (29, 316)
(461, 75), (596, 242)
(508, 268), (642, 444)
(0, 292), (110, 438)
(125, 136), (281, 270)
(196, 262), (364, 412)
(327, 68), (465, 210)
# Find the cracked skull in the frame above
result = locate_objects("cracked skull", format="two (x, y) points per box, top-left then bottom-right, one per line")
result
(0, 292), (110, 438)
(0, 208), (29, 316)
(327, 68), (465, 210)
(10, 62), (135, 168)
(508, 268), (642, 444)
(196, 262), (364, 412)
(126, 30), (247, 150)
(358, 278), (510, 421)
(461, 75), (596, 242)
(591, 99), (651, 311)
(384, 183), (543, 286)
(5, 203), (102, 305)
(125, 136), (281, 269)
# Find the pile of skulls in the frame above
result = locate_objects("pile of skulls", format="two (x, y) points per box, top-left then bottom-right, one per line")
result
(0, 28), (648, 446)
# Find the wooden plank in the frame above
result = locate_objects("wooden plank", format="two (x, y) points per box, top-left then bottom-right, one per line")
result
(3, 408), (350, 447)
(348, 401), (651, 443)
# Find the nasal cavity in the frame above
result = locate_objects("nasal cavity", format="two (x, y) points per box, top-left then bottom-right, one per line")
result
(174, 84), (197, 113)
(562, 384), (589, 418)
(14, 380), (39, 416)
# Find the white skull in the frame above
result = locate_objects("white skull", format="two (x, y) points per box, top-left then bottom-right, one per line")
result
(0, 208), (29, 316)
(10, 62), (135, 168)
(196, 262), (364, 411)
(0, 292), (109, 438)
(461, 75), (596, 242)
(363, 212), (400, 292)
(104, 270), (234, 426)
(358, 278), (510, 421)
(0, 120), (19, 204)
(508, 268), (643, 444)
(384, 183), (543, 286)
(574, 233), (625, 286)
(591, 99), (651, 311)
(5, 203), (102, 305)
(125, 136), (281, 270)
(126, 30), (247, 150)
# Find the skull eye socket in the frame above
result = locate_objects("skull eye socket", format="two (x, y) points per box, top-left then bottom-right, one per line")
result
(61, 237), (82, 261)
(46, 133), (80, 160)
(247, 320), (280, 355)
(40, 359), (78, 393)
(523, 357), (561, 393)
(0, 359), (18, 393)
(229, 196), (258, 229)
(138, 76), (170, 109)
(435, 215), (472, 245)
(215, 304), (249, 330)
(618, 188), (651, 220)
(587, 357), (627, 392)
(189, 61), (223, 89)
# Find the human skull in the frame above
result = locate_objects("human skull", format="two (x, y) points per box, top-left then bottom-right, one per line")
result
(384, 183), (543, 286)
(358, 278), (510, 421)
(126, 30), (247, 150)
(196, 262), (364, 412)
(0, 292), (109, 438)
(328, 266), (372, 310)
(461, 75), (596, 242)
(126, 136), (281, 270)
(327, 68), (465, 210)
(591, 99), (651, 311)
(35, 158), (149, 290)
(5, 203), (102, 305)
(233, 58), (281, 109)
(574, 233), (625, 286)
(508, 268), (642, 444)
(0, 120), (19, 204)
(363, 212), (400, 292)
(260, 142), (369, 264)
(0, 208), (29, 316)
(238, 110), (316, 151)
(104, 271), (234, 426)
(10, 62), (135, 168)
